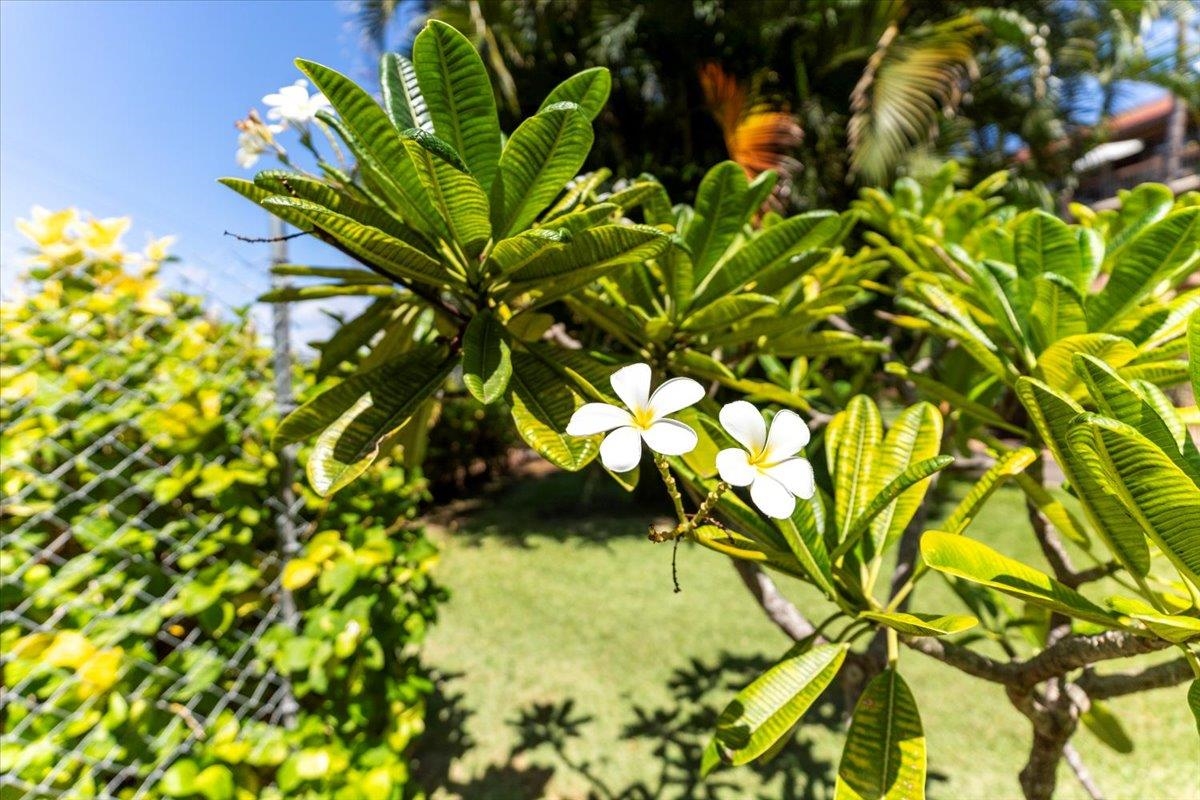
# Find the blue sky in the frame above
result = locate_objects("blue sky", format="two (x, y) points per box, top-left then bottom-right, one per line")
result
(0, 0), (423, 339)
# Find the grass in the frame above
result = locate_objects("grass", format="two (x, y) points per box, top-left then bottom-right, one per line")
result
(415, 469), (1199, 800)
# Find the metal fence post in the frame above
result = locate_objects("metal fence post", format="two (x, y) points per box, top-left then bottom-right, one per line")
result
(269, 214), (301, 728)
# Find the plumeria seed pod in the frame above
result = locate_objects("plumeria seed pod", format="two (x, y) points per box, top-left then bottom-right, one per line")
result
(566, 363), (705, 473)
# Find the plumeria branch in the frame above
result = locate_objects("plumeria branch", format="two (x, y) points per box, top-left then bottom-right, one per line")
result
(1075, 657), (1195, 699)
(903, 629), (1174, 689)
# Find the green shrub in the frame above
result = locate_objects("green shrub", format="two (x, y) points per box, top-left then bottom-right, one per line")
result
(0, 209), (444, 800)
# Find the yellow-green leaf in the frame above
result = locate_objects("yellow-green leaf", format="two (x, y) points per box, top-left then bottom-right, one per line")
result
(920, 530), (1119, 627)
(835, 669), (926, 800)
(704, 643), (849, 773)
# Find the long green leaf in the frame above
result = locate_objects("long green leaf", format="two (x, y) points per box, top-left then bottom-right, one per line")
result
(413, 20), (502, 192)
(260, 197), (458, 291)
(538, 67), (611, 121)
(505, 224), (669, 305)
(1029, 275), (1087, 353)
(859, 611), (977, 637)
(276, 345), (454, 496)
(836, 455), (953, 561)
(1034, 333), (1137, 397)
(693, 211), (840, 305)
(507, 351), (598, 471)
(868, 402), (944, 556)
(491, 105), (593, 238)
(380, 52), (430, 131)
(686, 161), (752, 281)
(1016, 378), (1150, 575)
(1087, 208), (1200, 329)
(253, 170), (434, 252)
(835, 669), (925, 800)
(920, 530), (1119, 626)
(462, 310), (512, 404)
(831, 396), (883, 543)
(680, 294), (777, 332)
(1075, 354), (1200, 485)
(1080, 701), (1133, 754)
(1014, 209), (1083, 289)
(942, 448), (1037, 534)
(704, 643), (849, 773)
(1189, 309), (1200, 401)
(294, 59), (443, 236)
(401, 132), (491, 256)
(1068, 414), (1200, 589)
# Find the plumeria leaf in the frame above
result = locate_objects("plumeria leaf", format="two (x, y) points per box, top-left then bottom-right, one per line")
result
(491, 104), (594, 239)
(294, 59), (444, 237)
(538, 67), (612, 121)
(920, 531), (1120, 627)
(686, 161), (753, 282)
(462, 310), (512, 405)
(504, 225), (671, 307)
(400, 133), (491, 258)
(941, 448), (1038, 534)
(693, 211), (847, 305)
(867, 402), (944, 557)
(413, 20), (502, 192)
(1074, 353), (1200, 485)
(253, 170), (435, 252)
(704, 643), (849, 774)
(1016, 378), (1150, 576)
(834, 455), (953, 561)
(680, 294), (778, 332)
(835, 669), (926, 800)
(260, 197), (459, 291)
(1080, 701), (1134, 754)
(1068, 413), (1200, 589)
(1087, 209), (1199, 330)
(1034, 333), (1137, 398)
(508, 351), (598, 471)
(275, 345), (455, 496)
(1189, 309), (1200, 401)
(380, 52), (431, 132)
(1014, 209), (1084, 289)
(859, 610), (977, 637)
(828, 396), (883, 544)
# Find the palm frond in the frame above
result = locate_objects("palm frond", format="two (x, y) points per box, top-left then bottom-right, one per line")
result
(847, 15), (982, 184)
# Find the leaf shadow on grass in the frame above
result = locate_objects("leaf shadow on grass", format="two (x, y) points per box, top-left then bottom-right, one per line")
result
(427, 652), (845, 800)
(437, 465), (673, 550)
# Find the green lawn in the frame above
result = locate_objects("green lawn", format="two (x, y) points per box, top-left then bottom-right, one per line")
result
(414, 470), (1198, 800)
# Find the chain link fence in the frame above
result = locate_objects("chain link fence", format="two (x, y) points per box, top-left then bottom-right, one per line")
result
(1, 219), (308, 799)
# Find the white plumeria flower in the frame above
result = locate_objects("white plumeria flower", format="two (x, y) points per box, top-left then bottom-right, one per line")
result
(715, 401), (815, 519)
(263, 79), (331, 125)
(566, 363), (705, 473)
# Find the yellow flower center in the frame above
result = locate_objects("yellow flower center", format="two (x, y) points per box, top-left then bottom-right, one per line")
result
(632, 408), (656, 429)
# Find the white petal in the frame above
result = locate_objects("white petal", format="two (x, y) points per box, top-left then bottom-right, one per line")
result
(566, 403), (633, 435)
(764, 409), (810, 462)
(764, 457), (815, 499)
(610, 363), (652, 412)
(647, 377), (705, 418)
(599, 426), (643, 473)
(719, 401), (766, 453)
(749, 474), (797, 519)
(715, 448), (756, 487)
(641, 419), (698, 456)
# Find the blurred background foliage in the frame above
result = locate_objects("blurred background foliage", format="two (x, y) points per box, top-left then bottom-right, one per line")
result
(356, 0), (1198, 210)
